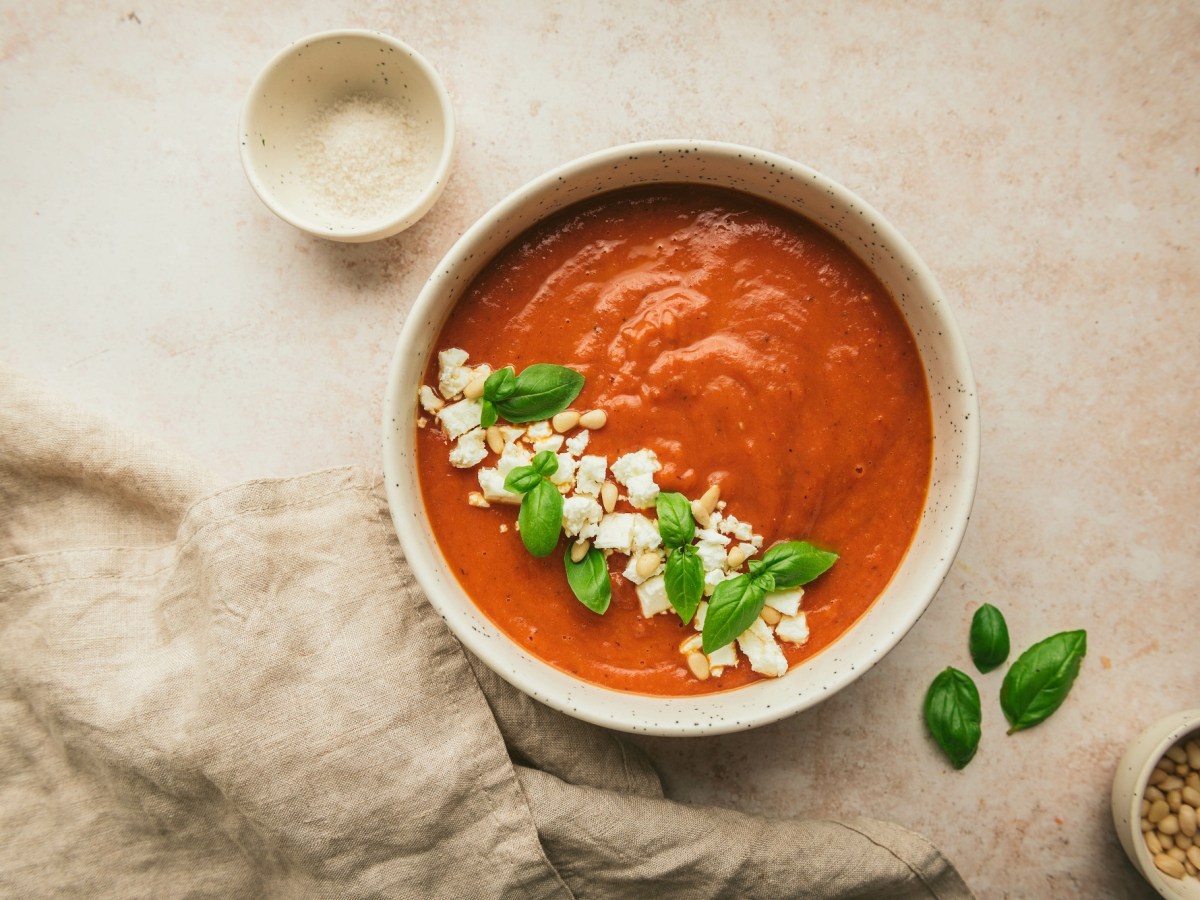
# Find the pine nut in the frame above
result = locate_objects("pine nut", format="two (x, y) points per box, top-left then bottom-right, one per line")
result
(679, 634), (703, 654)
(1150, 800), (1171, 824)
(726, 546), (747, 569)
(1188, 773), (1200, 792)
(1142, 818), (1155, 832)
(635, 551), (660, 579)
(486, 426), (505, 454)
(1187, 859), (1198, 877)
(760, 606), (782, 626)
(1169, 789), (1183, 812)
(1179, 764), (1193, 777)
(1183, 787), (1200, 808)
(552, 410), (580, 433)
(1187, 740), (1200, 770)
(686, 652), (710, 680)
(1162, 776), (1186, 792)
(1180, 805), (1198, 837)
(1142, 799), (1152, 818)
(1169, 847), (1188, 864)
(570, 540), (590, 563)
(464, 375), (487, 400)
(699, 484), (720, 514)
(691, 499), (712, 528)
(1146, 830), (1164, 855)
(1163, 833), (1176, 850)
(1151, 768), (1170, 786)
(601, 481), (618, 513)
(578, 409), (607, 430)
(1188, 846), (1200, 870)
(1167, 745), (1188, 765)
(1179, 832), (1195, 851)
(1160, 814), (1181, 836)
(1155, 853), (1186, 878)
(467, 491), (490, 508)
(1147, 786), (1165, 802)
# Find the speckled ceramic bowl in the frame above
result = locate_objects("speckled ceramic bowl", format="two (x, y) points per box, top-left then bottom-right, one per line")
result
(1112, 710), (1200, 898)
(381, 140), (980, 736)
(240, 29), (454, 242)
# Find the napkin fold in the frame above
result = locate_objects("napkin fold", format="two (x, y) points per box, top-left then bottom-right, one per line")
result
(0, 368), (974, 899)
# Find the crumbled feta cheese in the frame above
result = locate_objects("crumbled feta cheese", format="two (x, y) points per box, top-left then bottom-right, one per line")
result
(751, 534), (764, 549)
(635, 574), (672, 617)
(575, 455), (607, 497)
(775, 611), (810, 645)
(449, 428), (488, 468)
(737, 618), (789, 677)
(696, 528), (730, 546)
(525, 420), (553, 441)
(498, 425), (526, 445)
(707, 641), (739, 670)
(695, 530), (730, 572)
(417, 416), (427, 429)
(716, 513), (756, 542)
(467, 492), (490, 508)
(549, 453), (576, 487)
(611, 450), (661, 497)
(497, 441), (533, 476)
(562, 496), (603, 540)
(594, 513), (661, 554)
(692, 600), (708, 631)
(477, 468), (521, 505)
(437, 399), (483, 440)
(734, 542), (758, 564)
(703, 568), (734, 596)
(565, 429), (590, 456)
(623, 473), (660, 509)
(531, 434), (564, 455)
(764, 588), (803, 617)
(418, 385), (444, 413)
(622, 551), (662, 585)
(437, 348), (472, 399)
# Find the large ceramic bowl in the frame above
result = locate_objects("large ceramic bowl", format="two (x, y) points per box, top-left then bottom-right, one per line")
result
(381, 141), (980, 736)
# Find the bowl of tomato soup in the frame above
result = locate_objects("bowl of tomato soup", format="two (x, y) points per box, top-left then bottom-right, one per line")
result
(382, 141), (978, 736)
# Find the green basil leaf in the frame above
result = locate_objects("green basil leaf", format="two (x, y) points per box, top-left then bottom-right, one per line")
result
(701, 574), (766, 653)
(747, 560), (775, 593)
(480, 399), (498, 428)
(531, 450), (559, 477)
(564, 546), (611, 614)
(503, 465), (543, 495)
(924, 667), (982, 769)
(493, 364), (585, 423)
(756, 541), (838, 590)
(655, 492), (695, 549)
(969, 603), (1010, 673)
(664, 548), (704, 624)
(1000, 630), (1087, 734)
(483, 366), (518, 402)
(517, 479), (564, 558)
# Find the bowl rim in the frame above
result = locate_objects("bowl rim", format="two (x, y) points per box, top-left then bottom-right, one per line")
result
(381, 139), (981, 735)
(238, 28), (456, 242)
(1111, 709), (1200, 897)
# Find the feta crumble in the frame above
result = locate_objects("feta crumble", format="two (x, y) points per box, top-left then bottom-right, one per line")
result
(562, 496), (603, 540)
(437, 399), (483, 440)
(477, 468), (521, 505)
(635, 574), (672, 617)
(574, 455), (607, 497)
(611, 450), (661, 508)
(565, 429), (590, 456)
(737, 617), (789, 677)
(764, 588), (804, 617)
(418, 385), (443, 413)
(437, 348), (472, 399)
(775, 611), (811, 645)
(449, 428), (488, 468)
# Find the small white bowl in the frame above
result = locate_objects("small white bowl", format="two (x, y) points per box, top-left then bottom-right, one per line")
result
(1112, 710), (1200, 898)
(240, 29), (454, 242)
(381, 141), (980, 736)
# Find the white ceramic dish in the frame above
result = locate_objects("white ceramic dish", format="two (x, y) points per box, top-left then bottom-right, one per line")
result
(381, 140), (980, 736)
(1112, 710), (1200, 898)
(240, 29), (454, 242)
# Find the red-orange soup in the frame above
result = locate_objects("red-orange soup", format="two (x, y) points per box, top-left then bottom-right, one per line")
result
(416, 186), (932, 696)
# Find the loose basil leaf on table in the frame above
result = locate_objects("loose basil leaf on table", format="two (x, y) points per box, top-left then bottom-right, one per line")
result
(1000, 630), (1087, 734)
(969, 603), (1010, 673)
(924, 666), (983, 770)
(755, 541), (839, 590)
(517, 479), (564, 558)
(485, 363), (585, 424)
(656, 491), (695, 549)
(664, 546), (704, 624)
(564, 545), (611, 614)
(701, 574), (766, 653)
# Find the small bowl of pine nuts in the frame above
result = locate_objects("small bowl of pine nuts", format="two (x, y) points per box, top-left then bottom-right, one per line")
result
(1112, 710), (1200, 898)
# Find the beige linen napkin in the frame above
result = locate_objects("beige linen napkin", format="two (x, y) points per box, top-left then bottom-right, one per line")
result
(0, 368), (974, 899)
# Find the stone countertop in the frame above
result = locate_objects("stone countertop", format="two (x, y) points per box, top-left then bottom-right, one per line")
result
(2, 3), (1196, 897)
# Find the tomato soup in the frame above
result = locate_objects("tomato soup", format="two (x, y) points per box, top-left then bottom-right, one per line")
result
(416, 185), (932, 696)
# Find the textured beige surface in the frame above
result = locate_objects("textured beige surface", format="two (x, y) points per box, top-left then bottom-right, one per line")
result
(1, 2), (1196, 897)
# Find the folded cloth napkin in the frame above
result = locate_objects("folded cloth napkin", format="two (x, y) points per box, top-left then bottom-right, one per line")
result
(0, 368), (974, 899)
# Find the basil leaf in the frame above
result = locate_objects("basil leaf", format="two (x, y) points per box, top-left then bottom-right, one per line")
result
(1000, 630), (1087, 734)
(924, 667), (982, 769)
(656, 492), (695, 549)
(756, 541), (838, 590)
(517, 478), (564, 557)
(531, 450), (559, 477)
(564, 546), (611, 614)
(746, 560), (775, 593)
(664, 547), (704, 624)
(969, 603), (1010, 673)
(480, 399), (498, 429)
(701, 574), (766, 653)
(483, 366), (518, 402)
(493, 364), (585, 423)
(503, 465), (543, 495)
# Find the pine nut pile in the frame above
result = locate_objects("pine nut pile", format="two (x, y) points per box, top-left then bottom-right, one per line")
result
(1141, 736), (1200, 880)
